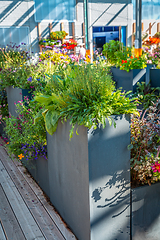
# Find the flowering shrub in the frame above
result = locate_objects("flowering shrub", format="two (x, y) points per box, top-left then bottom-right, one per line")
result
(129, 100), (160, 187)
(50, 31), (68, 40)
(145, 51), (160, 65)
(4, 98), (47, 162)
(61, 39), (77, 50)
(117, 55), (147, 72)
(39, 50), (70, 65)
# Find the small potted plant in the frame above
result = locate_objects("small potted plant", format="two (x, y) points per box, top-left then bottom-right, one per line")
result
(50, 31), (68, 41)
(103, 40), (147, 92)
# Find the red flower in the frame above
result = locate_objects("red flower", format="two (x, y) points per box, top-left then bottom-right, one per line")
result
(122, 60), (125, 64)
(125, 60), (127, 63)
(130, 56), (133, 59)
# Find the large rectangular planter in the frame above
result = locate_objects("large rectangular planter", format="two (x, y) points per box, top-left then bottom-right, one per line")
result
(47, 115), (131, 240)
(111, 67), (146, 93)
(21, 156), (50, 197)
(6, 86), (33, 117)
(132, 182), (160, 240)
(150, 69), (160, 88)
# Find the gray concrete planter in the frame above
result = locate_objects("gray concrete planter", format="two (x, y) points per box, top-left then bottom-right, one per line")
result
(132, 182), (160, 240)
(150, 69), (160, 88)
(47, 115), (131, 240)
(0, 121), (6, 136)
(6, 86), (33, 117)
(21, 156), (50, 197)
(111, 67), (146, 93)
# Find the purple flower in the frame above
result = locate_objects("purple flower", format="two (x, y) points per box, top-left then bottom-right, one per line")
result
(45, 46), (52, 49)
(27, 77), (32, 82)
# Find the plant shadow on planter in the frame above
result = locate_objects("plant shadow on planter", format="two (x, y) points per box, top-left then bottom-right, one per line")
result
(6, 86), (34, 117)
(47, 114), (131, 240)
(132, 182), (160, 240)
(21, 156), (50, 198)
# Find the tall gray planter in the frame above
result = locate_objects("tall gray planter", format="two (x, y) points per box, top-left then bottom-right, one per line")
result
(21, 156), (50, 197)
(150, 69), (160, 88)
(6, 86), (33, 117)
(47, 115), (131, 240)
(111, 67), (146, 92)
(132, 182), (160, 240)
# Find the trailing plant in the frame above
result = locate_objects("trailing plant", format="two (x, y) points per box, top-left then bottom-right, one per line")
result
(4, 98), (47, 162)
(129, 100), (160, 187)
(34, 64), (139, 138)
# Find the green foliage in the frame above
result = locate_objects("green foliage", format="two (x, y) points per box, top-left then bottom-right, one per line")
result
(50, 31), (68, 40)
(102, 40), (131, 65)
(134, 82), (160, 109)
(5, 98), (47, 161)
(34, 64), (139, 138)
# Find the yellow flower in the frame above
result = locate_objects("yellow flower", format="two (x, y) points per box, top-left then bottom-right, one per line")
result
(18, 153), (24, 160)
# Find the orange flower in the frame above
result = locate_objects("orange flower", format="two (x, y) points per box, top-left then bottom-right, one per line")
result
(6, 142), (9, 144)
(130, 56), (133, 59)
(18, 153), (24, 160)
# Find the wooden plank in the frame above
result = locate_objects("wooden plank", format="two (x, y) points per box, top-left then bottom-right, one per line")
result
(0, 160), (46, 240)
(0, 184), (25, 240)
(60, 22), (64, 44)
(132, 23), (136, 47)
(0, 141), (76, 240)
(0, 147), (65, 240)
(157, 23), (160, 32)
(149, 22), (152, 35)
(5, 155), (77, 239)
(82, 22), (85, 45)
(0, 220), (7, 240)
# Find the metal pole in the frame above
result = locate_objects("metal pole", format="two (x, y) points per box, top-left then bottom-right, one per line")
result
(135, 0), (142, 57)
(83, 0), (89, 49)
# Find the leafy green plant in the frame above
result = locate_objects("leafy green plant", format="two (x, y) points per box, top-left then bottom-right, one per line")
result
(129, 100), (160, 187)
(4, 98), (47, 162)
(34, 64), (138, 138)
(50, 31), (68, 40)
(39, 39), (60, 47)
(134, 82), (160, 109)
(102, 40), (131, 65)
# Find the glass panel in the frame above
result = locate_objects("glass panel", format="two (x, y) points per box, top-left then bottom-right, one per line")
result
(0, 27), (29, 49)
(34, 0), (76, 22)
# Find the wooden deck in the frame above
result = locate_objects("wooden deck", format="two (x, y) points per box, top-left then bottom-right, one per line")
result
(0, 139), (76, 240)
